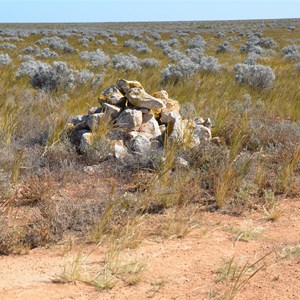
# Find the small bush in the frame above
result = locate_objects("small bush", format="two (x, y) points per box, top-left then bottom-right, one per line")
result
(112, 54), (141, 71)
(78, 37), (90, 45)
(16, 60), (75, 91)
(0, 43), (16, 50)
(36, 48), (59, 58)
(79, 49), (110, 67)
(162, 58), (198, 83)
(187, 35), (206, 50)
(140, 58), (160, 68)
(107, 37), (118, 44)
(234, 63), (275, 89)
(73, 69), (94, 85)
(36, 36), (74, 53)
(282, 45), (300, 60)
(123, 39), (152, 54)
(23, 45), (40, 54)
(216, 41), (234, 53)
(0, 53), (12, 65)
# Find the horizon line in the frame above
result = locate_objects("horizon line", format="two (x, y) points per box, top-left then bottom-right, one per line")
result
(0, 17), (299, 25)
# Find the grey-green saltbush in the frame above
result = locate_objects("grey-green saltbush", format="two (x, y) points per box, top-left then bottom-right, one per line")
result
(0, 53), (12, 65)
(112, 54), (141, 71)
(79, 49), (110, 67)
(16, 60), (75, 91)
(234, 63), (275, 89)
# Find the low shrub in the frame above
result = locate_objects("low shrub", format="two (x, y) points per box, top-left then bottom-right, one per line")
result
(234, 63), (275, 89)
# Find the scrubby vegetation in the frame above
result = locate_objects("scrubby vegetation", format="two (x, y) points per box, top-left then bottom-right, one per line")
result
(0, 19), (299, 297)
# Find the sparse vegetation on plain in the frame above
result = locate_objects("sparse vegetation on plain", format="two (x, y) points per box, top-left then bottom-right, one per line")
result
(0, 18), (299, 299)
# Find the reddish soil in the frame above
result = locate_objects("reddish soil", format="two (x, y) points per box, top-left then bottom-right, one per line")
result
(0, 198), (299, 300)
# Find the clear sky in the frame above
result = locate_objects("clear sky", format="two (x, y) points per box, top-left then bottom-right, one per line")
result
(0, 0), (299, 23)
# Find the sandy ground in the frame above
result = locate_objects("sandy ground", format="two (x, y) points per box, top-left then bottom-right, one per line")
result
(0, 199), (299, 300)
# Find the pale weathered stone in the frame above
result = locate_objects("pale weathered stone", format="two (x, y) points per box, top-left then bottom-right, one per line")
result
(139, 113), (162, 138)
(193, 125), (212, 142)
(152, 90), (169, 100)
(159, 125), (166, 135)
(86, 113), (105, 131)
(129, 135), (151, 154)
(116, 79), (144, 94)
(195, 117), (211, 128)
(165, 98), (180, 112)
(111, 140), (128, 159)
(126, 88), (165, 109)
(160, 110), (181, 124)
(151, 97), (180, 118)
(101, 102), (121, 118)
(99, 85), (126, 105)
(70, 129), (90, 146)
(81, 132), (94, 146)
(169, 117), (185, 142)
(175, 157), (189, 169)
(127, 131), (140, 140)
(115, 109), (143, 129)
(68, 115), (89, 130)
(88, 107), (102, 115)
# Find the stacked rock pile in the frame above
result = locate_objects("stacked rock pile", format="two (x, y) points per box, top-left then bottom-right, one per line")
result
(67, 79), (212, 159)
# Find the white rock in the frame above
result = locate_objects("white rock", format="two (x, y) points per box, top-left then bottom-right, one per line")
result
(139, 113), (162, 138)
(193, 125), (212, 142)
(101, 102), (121, 118)
(160, 110), (181, 124)
(81, 132), (93, 146)
(99, 85), (126, 105)
(115, 109), (143, 129)
(129, 135), (151, 154)
(86, 113), (104, 131)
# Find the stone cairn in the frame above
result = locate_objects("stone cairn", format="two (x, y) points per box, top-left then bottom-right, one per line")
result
(67, 79), (212, 160)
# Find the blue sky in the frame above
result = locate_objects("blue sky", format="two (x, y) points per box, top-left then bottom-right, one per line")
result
(0, 0), (299, 23)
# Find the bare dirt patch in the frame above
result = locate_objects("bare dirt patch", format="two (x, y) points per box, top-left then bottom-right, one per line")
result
(1, 199), (299, 300)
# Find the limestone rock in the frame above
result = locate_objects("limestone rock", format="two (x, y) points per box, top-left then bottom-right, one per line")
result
(81, 131), (93, 146)
(86, 113), (104, 131)
(127, 131), (140, 140)
(169, 117), (185, 142)
(88, 107), (102, 115)
(115, 109), (143, 129)
(70, 129), (90, 146)
(193, 125), (212, 142)
(139, 112), (162, 138)
(116, 79), (144, 94)
(126, 88), (165, 109)
(175, 157), (189, 169)
(192, 117), (212, 143)
(151, 96), (179, 118)
(68, 115), (89, 130)
(161, 110), (181, 124)
(159, 125), (166, 135)
(152, 90), (169, 100)
(101, 102), (121, 118)
(129, 135), (151, 154)
(112, 140), (128, 159)
(99, 85), (126, 105)
(165, 98), (180, 112)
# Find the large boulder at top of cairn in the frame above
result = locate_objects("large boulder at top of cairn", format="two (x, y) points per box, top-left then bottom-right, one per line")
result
(126, 88), (166, 109)
(67, 79), (213, 159)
